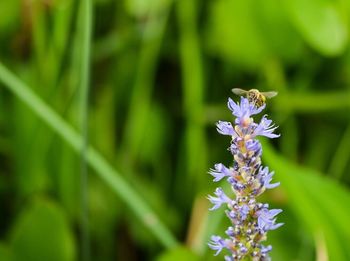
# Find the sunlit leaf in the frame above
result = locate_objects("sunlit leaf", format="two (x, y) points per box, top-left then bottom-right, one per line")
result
(207, 0), (268, 68)
(207, 0), (303, 67)
(255, 0), (303, 63)
(284, 0), (348, 56)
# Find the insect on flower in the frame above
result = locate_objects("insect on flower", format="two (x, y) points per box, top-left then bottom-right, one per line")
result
(231, 88), (278, 108)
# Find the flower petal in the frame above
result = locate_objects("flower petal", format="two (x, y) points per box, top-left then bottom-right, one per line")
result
(253, 115), (280, 138)
(207, 188), (232, 210)
(209, 163), (232, 182)
(208, 235), (228, 256)
(216, 121), (235, 136)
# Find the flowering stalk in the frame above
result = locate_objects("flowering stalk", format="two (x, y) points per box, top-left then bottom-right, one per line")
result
(208, 96), (283, 261)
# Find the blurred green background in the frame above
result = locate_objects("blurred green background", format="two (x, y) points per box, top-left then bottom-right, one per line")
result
(1, 0), (350, 260)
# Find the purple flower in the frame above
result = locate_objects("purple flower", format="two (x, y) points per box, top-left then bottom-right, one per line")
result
(228, 97), (265, 119)
(229, 141), (239, 155)
(240, 246), (248, 254)
(208, 188), (232, 210)
(226, 204), (250, 224)
(208, 235), (231, 256)
(224, 256), (234, 261)
(216, 121), (236, 136)
(227, 176), (238, 186)
(226, 210), (236, 221)
(225, 226), (235, 237)
(245, 139), (262, 156)
(238, 204), (250, 220)
(209, 163), (232, 182)
(252, 115), (280, 138)
(232, 181), (246, 192)
(257, 208), (283, 232)
(261, 245), (273, 254)
(257, 166), (280, 189)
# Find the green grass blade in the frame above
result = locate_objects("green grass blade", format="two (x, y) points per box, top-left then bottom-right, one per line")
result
(176, 1), (208, 253)
(176, 0), (207, 190)
(77, 0), (92, 259)
(328, 124), (350, 179)
(276, 91), (350, 112)
(0, 62), (179, 249)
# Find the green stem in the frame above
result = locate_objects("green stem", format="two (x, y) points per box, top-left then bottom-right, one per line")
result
(276, 92), (350, 112)
(0, 62), (179, 249)
(263, 59), (299, 161)
(177, 0), (207, 187)
(328, 124), (350, 180)
(176, 0), (207, 253)
(78, 0), (92, 259)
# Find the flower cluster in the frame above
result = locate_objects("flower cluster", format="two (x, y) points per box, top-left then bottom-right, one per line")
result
(208, 96), (283, 260)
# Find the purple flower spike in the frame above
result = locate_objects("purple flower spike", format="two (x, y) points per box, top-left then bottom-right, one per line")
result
(208, 92), (282, 260)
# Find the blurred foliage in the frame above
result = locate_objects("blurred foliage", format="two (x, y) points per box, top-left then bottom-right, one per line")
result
(11, 199), (76, 261)
(0, 0), (350, 260)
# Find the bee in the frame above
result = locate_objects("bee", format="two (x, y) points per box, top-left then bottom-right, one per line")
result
(231, 88), (278, 107)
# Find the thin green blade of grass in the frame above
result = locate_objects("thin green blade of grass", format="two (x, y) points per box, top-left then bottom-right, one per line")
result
(176, 0), (208, 253)
(0, 62), (179, 249)
(77, 0), (92, 259)
(263, 60), (299, 162)
(176, 0), (207, 194)
(328, 123), (350, 179)
(276, 91), (350, 112)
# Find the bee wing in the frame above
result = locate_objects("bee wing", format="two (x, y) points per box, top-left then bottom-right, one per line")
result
(261, 91), (278, 99)
(231, 88), (248, 96)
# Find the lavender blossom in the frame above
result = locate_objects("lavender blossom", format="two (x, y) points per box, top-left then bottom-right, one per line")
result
(207, 188), (233, 210)
(208, 95), (283, 260)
